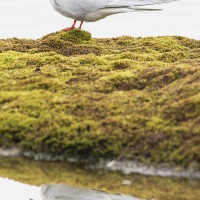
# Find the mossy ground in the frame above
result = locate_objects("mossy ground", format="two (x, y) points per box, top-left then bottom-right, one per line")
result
(0, 29), (200, 168)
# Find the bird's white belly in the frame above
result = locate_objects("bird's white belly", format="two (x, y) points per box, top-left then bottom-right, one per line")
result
(49, 0), (85, 21)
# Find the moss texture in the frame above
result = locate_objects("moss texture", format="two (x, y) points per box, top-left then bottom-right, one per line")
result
(0, 29), (200, 168)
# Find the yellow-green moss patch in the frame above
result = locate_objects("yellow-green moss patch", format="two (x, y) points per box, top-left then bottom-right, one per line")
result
(0, 30), (200, 168)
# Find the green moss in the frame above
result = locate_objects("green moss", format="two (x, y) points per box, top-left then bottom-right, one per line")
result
(111, 59), (132, 70)
(0, 31), (200, 168)
(56, 29), (92, 43)
(0, 112), (36, 146)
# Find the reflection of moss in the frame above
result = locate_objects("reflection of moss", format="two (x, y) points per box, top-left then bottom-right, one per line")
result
(0, 30), (200, 168)
(1, 157), (200, 200)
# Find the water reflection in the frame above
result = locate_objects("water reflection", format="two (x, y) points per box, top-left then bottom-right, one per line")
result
(0, 157), (199, 200)
(0, 177), (40, 200)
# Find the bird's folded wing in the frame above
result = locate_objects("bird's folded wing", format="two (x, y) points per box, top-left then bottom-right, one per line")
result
(106, 0), (179, 7)
(54, 0), (178, 8)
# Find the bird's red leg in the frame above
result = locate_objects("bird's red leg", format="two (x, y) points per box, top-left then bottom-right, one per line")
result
(64, 20), (76, 31)
(78, 21), (83, 29)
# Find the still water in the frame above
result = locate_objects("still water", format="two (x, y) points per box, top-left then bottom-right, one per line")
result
(0, 157), (200, 200)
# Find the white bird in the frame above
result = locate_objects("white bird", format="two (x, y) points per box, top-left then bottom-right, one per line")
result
(41, 184), (144, 200)
(49, 0), (178, 30)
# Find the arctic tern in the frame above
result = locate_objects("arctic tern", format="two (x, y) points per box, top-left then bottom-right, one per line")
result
(49, 0), (178, 30)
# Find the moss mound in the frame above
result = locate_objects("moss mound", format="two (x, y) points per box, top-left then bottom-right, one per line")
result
(0, 30), (200, 168)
